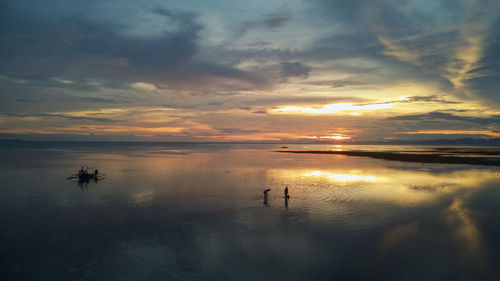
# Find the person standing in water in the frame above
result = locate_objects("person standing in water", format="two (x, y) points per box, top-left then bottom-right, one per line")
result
(263, 188), (270, 206)
(263, 188), (270, 198)
(284, 186), (289, 198)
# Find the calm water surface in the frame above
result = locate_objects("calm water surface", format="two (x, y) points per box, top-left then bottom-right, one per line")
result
(1, 142), (500, 280)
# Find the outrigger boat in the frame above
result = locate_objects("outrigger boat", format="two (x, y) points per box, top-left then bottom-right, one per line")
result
(67, 166), (105, 182)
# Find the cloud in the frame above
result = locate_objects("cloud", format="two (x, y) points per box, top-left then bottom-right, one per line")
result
(399, 130), (500, 138)
(386, 111), (500, 127)
(399, 95), (460, 104)
(130, 82), (157, 91)
(273, 102), (393, 115)
(279, 62), (311, 78)
(263, 12), (291, 28)
(0, 1), (283, 92)
(309, 0), (500, 106)
(252, 110), (267, 114)
(216, 128), (262, 135)
(1, 0), (499, 141)
(2, 113), (114, 122)
(465, 16), (500, 106)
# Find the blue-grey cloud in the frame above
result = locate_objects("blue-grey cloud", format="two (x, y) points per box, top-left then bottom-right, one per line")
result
(0, 1), (286, 91)
(386, 112), (500, 127)
(263, 12), (291, 28)
(306, 0), (500, 106)
(279, 62), (311, 78)
(399, 96), (460, 104)
(1, 0), (499, 141)
(3, 113), (114, 122)
(466, 16), (500, 105)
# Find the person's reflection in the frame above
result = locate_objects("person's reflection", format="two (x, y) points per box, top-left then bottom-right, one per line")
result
(77, 177), (98, 191)
(263, 196), (270, 207)
(284, 196), (289, 209)
(78, 179), (89, 191)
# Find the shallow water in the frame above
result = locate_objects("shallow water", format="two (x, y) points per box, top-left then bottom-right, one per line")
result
(1, 142), (500, 280)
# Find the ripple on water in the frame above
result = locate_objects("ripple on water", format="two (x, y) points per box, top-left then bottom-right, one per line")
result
(291, 181), (400, 231)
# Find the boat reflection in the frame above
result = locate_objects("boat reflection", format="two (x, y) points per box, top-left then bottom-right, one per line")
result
(77, 177), (100, 191)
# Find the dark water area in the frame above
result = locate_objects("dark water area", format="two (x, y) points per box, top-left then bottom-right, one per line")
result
(1, 142), (500, 280)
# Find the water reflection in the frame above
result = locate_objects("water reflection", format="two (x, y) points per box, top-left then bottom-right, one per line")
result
(263, 196), (270, 207)
(269, 167), (499, 207)
(444, 197), (483, 260)
(69, 176), (101, 191)
(303, 171), (379, 182)
(1, 144), (500, 281)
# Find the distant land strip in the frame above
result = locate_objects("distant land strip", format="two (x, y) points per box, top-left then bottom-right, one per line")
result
(275, 150), (500, 166)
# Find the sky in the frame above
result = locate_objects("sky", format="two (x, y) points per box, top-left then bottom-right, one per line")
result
(1, 0), (499, 142)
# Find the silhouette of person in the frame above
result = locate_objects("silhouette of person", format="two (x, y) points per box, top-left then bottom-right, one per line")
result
(263, 188), (270, 207)
(79, 166), (86, 176)
(263, 188), (270, 198)
(284, 186), (289, 198)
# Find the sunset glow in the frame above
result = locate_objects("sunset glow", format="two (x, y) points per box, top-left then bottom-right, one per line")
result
(303, 171), (380, 182)
(306, 135), (351, 140)
(273, 103), (394, 115)
(0, 0), (498, 142)
(2, 2), (500, 280)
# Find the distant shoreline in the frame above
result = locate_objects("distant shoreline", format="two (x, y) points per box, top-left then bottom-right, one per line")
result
(275, 149), (500, 166)
(1, 138), (500, 146)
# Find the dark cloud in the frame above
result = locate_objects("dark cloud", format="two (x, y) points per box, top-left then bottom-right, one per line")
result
(216, 128), (262, 135)
(386, 111), (500, 127)
(263, 12), (291, 28)
(0, 1), (280, 91)
(400, 95), (460, 104)
(3, 113), (114, 122)
(302, 79), (385, 89)
(252, 110), (267, 114)
(82, 97), (117, 103)
(14, 96), (115, 104)
(15, 98), (47, 103)
(279, 62), (311, 78)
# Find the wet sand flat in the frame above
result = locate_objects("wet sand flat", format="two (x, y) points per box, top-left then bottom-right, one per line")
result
(276, 149), (500, 166)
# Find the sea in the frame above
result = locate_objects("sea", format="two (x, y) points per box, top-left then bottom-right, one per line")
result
(1, 141), (499, 281)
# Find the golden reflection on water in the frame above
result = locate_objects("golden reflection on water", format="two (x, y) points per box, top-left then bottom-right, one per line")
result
(72, 148), (499, 276)
(88, 149), (499, 211)
(443, 197), (483, 260)
(303, 171), (379, 182)
(267, 167), (499, 207)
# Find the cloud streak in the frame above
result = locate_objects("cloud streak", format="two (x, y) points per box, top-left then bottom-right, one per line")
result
(1, 0), (499, 141)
